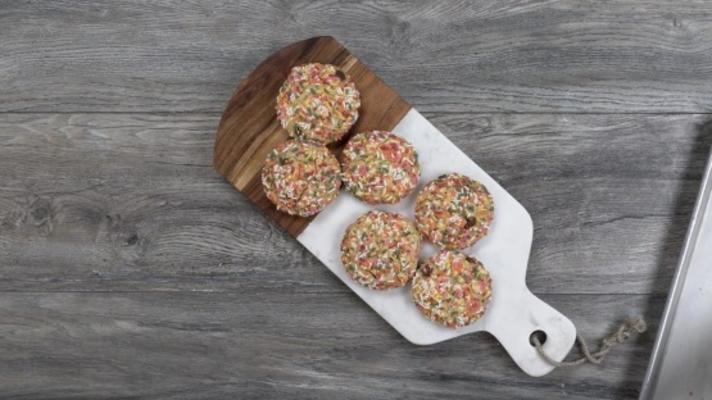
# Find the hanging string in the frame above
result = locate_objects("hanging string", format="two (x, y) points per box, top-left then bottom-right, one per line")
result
(532, 317), (647, 367)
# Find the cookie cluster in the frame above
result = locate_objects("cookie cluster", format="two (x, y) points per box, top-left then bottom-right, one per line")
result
(262, 63), (495, 328)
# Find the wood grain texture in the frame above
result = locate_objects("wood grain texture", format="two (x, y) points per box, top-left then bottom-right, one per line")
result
(1, 0), (712, 113)
(2, 1), (712, 398)
(0, 291), (663, 400)
(214, 36), (410, 236)
(1, 113), (708, 295)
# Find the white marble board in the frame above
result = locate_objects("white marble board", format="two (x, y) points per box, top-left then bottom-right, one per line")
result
(298, 109), (576, 377)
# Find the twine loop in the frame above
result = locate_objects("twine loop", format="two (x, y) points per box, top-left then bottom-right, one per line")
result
(532, 317), (647, 368)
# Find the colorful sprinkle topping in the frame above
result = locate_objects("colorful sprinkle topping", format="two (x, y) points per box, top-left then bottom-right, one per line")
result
(276, 63), (361, 144)
(341, 210), (421, 290)
(261, 140), (341, 217)
(415, 173), (494, 250)
(411, 250), (492, 328)
(341, 130), (421, 204)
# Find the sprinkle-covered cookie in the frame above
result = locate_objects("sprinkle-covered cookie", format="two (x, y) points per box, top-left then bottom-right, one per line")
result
(340, 210), (421, 290)
(415, 173), (494, 250)
(340, 130), (420, 204)
(261, 140), (341, 217)
(411, 250), (492, 328)
(276, 63), (361, 144)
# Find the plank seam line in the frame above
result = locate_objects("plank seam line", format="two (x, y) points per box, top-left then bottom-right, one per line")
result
(1, 111), (712, 116)
(0, 290), (664, 296)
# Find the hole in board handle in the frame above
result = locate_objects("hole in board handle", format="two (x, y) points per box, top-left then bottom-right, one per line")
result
(529, 330), (547, 346)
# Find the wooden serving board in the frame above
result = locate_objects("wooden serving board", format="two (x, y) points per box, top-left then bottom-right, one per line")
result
(214, 36), (410, 236)
(214, 36), (576, 377)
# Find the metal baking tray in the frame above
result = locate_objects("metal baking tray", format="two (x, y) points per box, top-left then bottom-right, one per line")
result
(640, 150), (712, 399)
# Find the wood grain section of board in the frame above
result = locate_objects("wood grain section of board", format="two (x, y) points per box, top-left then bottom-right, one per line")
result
(214, 36), (412, 237)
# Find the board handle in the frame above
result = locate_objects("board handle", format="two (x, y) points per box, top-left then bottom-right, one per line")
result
(487, 290), (576, 377)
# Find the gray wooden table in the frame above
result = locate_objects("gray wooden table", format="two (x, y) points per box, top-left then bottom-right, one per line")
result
(2, 1), (711, 399)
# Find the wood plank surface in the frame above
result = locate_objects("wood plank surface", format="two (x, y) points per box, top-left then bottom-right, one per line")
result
(0, 1), (712, 113)
(3, 0), (712, 398)
(0, 291), (663, 400)
(214, 36), (410, 236)
(1, 112), (708, 295)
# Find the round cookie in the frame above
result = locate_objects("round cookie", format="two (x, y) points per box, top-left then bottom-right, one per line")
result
(340, 130), (420, 204)
(276, 63), (361, 144)
(261, 140), (341, 217)
(411, 250), (492, 328)
(415, 173), (494, 250)
(340, 210), (421, 290)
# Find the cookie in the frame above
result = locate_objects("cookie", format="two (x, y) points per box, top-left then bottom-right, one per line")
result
(415, 173), (494, 249)
(261, 140), (341, 217)
(340, 210), (421, 290)
(340, 130), (420, 204)
(411, 250), (492, 328)
(276, 63), (361, 144)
